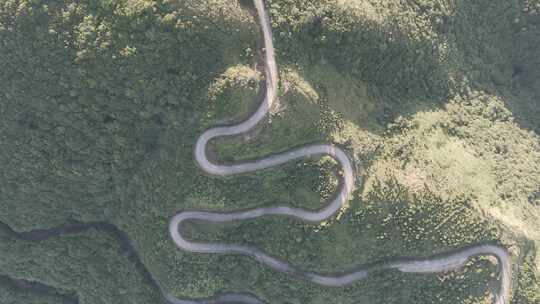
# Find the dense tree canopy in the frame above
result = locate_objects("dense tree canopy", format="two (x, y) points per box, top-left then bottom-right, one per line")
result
(1, 0), (539, 303)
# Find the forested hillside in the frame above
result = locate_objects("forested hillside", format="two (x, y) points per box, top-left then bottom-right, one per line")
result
(0, 0), (539, 303)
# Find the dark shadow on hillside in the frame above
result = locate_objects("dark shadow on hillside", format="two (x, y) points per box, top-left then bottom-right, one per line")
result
(269, 0), (539, 136)
(509, 12), (540, 134)
(0, 221), (166, 304)
(196, 2), (534, 166)
(0, 275), (78, 304)
(445, 0), (539, 134)
(272, 6), (451, 132)
(208, 3), (453, 163)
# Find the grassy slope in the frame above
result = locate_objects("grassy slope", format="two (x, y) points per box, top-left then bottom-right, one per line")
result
(0, 0), (539, 303)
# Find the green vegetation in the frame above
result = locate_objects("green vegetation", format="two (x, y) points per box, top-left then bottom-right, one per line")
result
(1, 0), (539, 303)
(0, 228), (160, 303)
(0, 276), (75, 304)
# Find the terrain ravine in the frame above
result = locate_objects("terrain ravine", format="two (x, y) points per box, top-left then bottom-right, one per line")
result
(167, 0), (513, 303)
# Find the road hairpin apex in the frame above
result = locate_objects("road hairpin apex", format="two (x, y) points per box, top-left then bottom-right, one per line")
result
(167, 0), (512, 303)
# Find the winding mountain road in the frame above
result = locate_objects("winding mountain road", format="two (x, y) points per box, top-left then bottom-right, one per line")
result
(167, 0), (512, 303)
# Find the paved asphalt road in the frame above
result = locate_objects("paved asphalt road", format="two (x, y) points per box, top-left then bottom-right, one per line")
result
(166, 0), (512, 303)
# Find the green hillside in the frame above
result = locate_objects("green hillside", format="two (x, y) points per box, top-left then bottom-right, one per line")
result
(0, 0), (539, 303)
